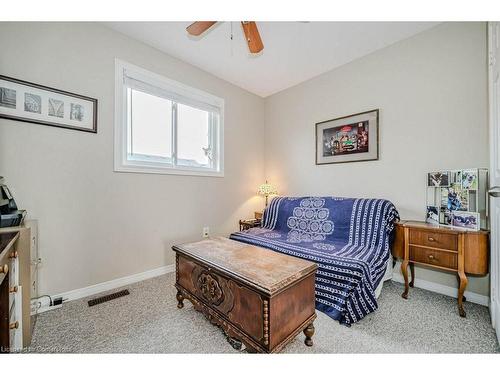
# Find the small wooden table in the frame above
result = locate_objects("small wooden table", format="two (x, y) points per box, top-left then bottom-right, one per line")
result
(173, 237), (317, 353)
(238, 211), (263, 231)
(238, 219), (261, 231)
(393, 221), (489, 317)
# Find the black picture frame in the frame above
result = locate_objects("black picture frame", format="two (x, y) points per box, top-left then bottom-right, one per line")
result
(315, 109), (379, 165)
(0, 75), (97, 133)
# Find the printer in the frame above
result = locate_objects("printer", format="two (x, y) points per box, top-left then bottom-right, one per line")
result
(0, 176), (26, 227)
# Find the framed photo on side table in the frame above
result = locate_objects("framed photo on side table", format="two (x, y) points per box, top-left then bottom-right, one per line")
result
(428, 171), (450, 187)
(316, 109), (379, 165)
(451, 211), (480, 231)
(0, 75), (97, 133)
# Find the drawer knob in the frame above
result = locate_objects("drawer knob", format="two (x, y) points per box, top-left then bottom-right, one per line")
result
(428, 237), (435, 242)
(428, 254), (435, 260)
(9, 251), (18, 259)
(0, 264), (8, 274)
(9, 286), (18, 293)
(9, 321), (19, 330)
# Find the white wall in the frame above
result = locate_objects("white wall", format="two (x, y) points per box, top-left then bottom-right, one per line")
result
(264, 22), (490, 295)
(0, 22), (491, 298)
(0, 23), (265, 296)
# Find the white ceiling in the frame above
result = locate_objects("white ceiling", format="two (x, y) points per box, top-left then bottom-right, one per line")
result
(104, 22), (439, 97)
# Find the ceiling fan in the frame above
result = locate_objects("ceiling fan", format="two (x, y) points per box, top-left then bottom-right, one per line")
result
(186, 21), (264, 54)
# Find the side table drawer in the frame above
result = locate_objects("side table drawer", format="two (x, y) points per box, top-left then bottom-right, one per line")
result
(410, 245), (457, 269)
(409, 229), (457, 250)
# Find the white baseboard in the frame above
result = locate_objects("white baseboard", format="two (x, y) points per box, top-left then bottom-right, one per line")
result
(391, 273), (489, 307)
(36, 304), (62, 314)
(36, 264), (175, 312)
(35, 263), (489, 312)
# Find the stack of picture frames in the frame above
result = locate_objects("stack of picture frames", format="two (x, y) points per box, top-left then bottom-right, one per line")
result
(426, 169), (488, 231)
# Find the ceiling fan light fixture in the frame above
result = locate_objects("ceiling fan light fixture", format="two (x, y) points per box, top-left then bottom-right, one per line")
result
(240, 21), (264, 54)
(186, 21), (217, 36)
(186, 21), (264, 54)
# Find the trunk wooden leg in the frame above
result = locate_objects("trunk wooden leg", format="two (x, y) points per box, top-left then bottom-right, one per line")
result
(176, 289), (184, 309)
(401, 260), (410, 299)
(457, 271), (468, 318)
(409, 262), (415, 288)
(226, 335), (242, 351)
(303, 323), (315, 347)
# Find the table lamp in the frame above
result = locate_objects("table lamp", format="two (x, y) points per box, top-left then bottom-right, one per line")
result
(257, 180), (278, 207)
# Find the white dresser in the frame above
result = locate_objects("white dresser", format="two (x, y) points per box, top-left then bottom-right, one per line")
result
(0, 220), (37, 352)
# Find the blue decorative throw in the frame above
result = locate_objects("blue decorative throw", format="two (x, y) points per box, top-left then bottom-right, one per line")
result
(230, 196), (399, 326)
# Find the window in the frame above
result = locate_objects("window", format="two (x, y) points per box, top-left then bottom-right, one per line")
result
(114, 59), (224, 177)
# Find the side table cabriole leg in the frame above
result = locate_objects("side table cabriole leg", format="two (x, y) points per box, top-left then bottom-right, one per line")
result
(401, 260), (410, 299)
(457, 270), (468, 317)
(401, 227), (410, 299)
(409, 262), (415, 288)
(457, 233), (467, 318)
(456, 274), (466, 302)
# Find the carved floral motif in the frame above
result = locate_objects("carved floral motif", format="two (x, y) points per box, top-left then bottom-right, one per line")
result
(197, 272), (224, 305)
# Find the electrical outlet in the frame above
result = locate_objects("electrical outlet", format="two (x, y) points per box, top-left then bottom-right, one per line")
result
(202, 227), (210, 238)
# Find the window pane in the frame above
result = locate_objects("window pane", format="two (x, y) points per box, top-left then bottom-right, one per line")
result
(129, 88), (172, 160)
(177, 103), (211, 167)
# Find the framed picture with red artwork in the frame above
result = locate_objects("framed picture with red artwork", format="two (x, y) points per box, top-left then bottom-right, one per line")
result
(315, 109), (378, 165)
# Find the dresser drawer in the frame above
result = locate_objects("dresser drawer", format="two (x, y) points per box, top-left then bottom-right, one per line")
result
(409, 229), (457, 250)
(8, 285), (23, 351)
(410, 245), (457, 269)
(9, 254), (19, 287)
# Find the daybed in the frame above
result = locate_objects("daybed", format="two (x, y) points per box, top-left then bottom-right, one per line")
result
(230, 196), (399, 326)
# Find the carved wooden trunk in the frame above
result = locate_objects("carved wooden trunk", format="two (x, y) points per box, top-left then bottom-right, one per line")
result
(173, 237), (317, 353)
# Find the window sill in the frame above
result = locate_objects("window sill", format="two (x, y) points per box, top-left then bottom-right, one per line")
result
(114, 163), (224, 178)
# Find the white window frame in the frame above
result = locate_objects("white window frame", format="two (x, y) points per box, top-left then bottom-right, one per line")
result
(114, 59), (224, 177)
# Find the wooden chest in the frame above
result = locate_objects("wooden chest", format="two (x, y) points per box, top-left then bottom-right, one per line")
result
(173, 237), (317, 353)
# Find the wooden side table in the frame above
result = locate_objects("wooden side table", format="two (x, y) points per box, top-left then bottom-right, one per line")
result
(239, 212), (263, 231)
(392, 221), (489, 317)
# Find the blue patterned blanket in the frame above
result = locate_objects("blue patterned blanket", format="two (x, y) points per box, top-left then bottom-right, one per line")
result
(230, 196), (399, 326)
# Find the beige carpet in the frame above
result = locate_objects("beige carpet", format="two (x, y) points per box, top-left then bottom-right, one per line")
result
(29, 272), (500, 353)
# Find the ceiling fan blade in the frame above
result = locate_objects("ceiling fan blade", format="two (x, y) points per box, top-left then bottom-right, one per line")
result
(241, 21), (264, 53)
(186, 21), (217, 36)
